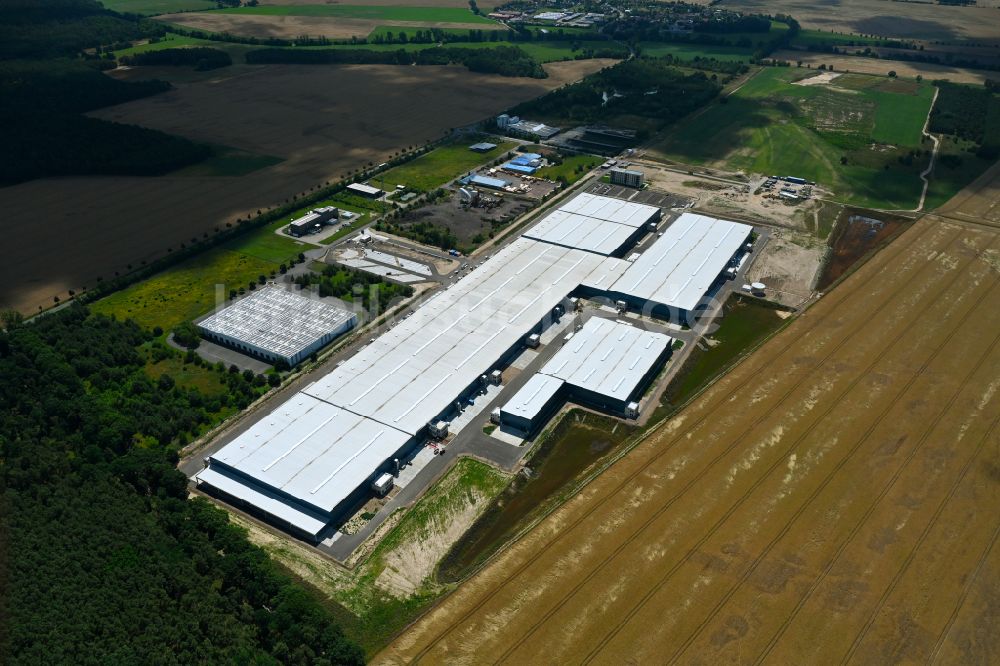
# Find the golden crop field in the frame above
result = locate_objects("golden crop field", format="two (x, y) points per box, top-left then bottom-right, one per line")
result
(0, 60), (611, 314)
(378, 212), (1000, 663)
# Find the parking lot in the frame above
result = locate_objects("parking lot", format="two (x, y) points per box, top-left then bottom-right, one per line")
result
(587, 181), (692, 209)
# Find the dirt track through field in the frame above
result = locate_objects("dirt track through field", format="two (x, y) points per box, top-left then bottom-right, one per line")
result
(377, 214), (1000, 663)
(0, 60), (611, 314)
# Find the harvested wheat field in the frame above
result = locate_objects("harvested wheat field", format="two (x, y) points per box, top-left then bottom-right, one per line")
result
(157, 12), (504, 39)
(771, 51), (999, 86)
(0, 60), (611, 313)
(378, 213), (1000, 664)
(721, 0), (1000, 43)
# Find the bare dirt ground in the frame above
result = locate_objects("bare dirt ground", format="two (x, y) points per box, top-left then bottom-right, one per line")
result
(633, 158), (824, 232)
(773, 51), (999, 85)
(745, 230), (823, 308)
(157, 12), (504, 39)
(259, 0), (503, 9)
(377, 211), (1000, 663)
(0, 60), (611, 314)
(721, 0), (1000, 43)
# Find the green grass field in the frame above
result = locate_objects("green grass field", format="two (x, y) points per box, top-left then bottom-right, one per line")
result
(377, 139), (516, 192)
(171, 145), (283, 177)
(112, 33), (216, 57)
(535, 154), (601, 183)
(91, 228), (308, 331)
(211, 5), (499, 25)
(638, 41), (755, 62)
(653, 67), (936, 209)
(99, 0), (216, 15)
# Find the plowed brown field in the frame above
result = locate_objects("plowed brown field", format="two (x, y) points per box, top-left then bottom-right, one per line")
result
(378, 214), (1000, 663)
(0, 60), (611, 313)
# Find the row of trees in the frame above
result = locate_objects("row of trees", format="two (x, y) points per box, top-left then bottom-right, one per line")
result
(120, 46), (232, 70)
(246, 44), (548, 78)
(0, 306), (365, 663)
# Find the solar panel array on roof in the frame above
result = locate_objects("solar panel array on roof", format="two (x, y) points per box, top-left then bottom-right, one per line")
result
(608, 212), (752, 312)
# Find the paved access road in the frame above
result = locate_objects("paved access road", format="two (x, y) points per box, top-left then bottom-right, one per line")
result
(376, 217), (1000, 664)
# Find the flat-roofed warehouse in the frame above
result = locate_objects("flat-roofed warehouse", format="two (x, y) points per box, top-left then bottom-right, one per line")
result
(196, 286), (357, 366)
(197, 393), (411, 541)
(500, 318), (672, 433)
(603, 212), (753, 321)
(194, 196), (752, 540)
(523, 192), (659, 257)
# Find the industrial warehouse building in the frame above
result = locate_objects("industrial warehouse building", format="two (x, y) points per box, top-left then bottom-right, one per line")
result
(523, 194), (659, 257)
(289, 206), (338, 237)
(195, 194), (752, 541)
(196, 286), (357, 367)
(500, 318), (672, 433)
(346, 182), (383, 198)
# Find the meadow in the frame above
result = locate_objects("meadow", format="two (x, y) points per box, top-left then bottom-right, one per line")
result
(638, 42), (755, 63)
(652, 67), (936, 209)
(99, 0), (216, 15)
(377, 139), (516, 191)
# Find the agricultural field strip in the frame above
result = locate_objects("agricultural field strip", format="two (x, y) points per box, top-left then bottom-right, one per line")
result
(927, 508), (1000, 662)
(836, 399), (1000, 658)
(491, 225), (994, 663)
(661, 241), (1000, 664)
(400, 219), (942, 660)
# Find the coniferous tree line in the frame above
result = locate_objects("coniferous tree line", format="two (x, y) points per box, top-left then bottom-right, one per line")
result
(0, 306), (365, 664)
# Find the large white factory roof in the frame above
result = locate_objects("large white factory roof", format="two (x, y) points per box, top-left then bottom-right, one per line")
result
(523, 210), (638, 256)
(302, 237), (616, 435)
(557, 192), (659, 228)
(197, 286), (356, 360)
(201, 393), (410, 526)
(540, 318), (671, 402)
(500, 373), (565, 422)
(609, 213), (752, 312)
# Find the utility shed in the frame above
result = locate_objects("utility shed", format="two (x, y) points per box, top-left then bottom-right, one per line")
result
(539, 317), (671, 411)
(195, 393), (413, 541)
(499, 373), (565, 433)
(607, 212), (752, 320)
(347, 183), (384, 198)
(469, 142), (497, 152)
(196, 286), (357, 366)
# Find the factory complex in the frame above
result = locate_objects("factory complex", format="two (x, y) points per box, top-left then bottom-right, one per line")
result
(196, 193), (753, 542)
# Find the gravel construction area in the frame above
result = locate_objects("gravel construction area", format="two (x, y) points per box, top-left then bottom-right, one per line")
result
(377, 215), (1000, 664)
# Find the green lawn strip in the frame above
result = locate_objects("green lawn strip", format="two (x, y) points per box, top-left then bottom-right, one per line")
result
(923, 137), (996, 211)
(211, 5), (498, 25)
(112, 33), (216, 57)
(654, 67), (932, 208)
(535, 154), (602, 184)
(90, 248), (281, 331)
(869, 84), (935, 147)
(638, 41), (755, 62)
(99, 0), (216, 16)
(377, 139), (516, 192)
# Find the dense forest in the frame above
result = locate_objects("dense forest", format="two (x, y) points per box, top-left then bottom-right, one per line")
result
(929, 81), (1000, 158)
(0, 306), (365, 663)
(0, 0), (163, 59)
(509, 58), (722, 131)
(0, 1), (209, 185)
(121, 46), (232, 70)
